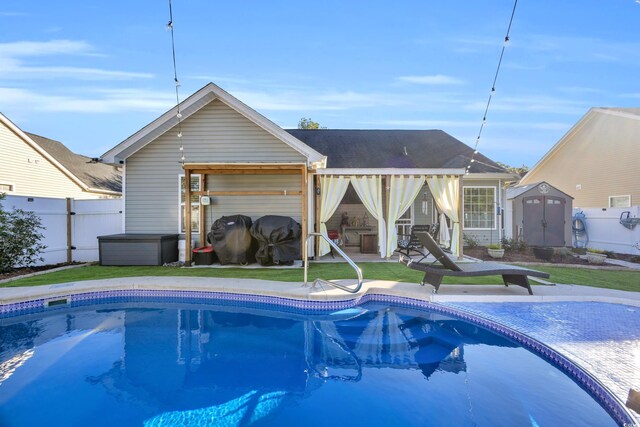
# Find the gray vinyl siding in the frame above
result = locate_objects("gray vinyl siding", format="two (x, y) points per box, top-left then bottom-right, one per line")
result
(412, 184), (438, 226)
(203, 174), (302, 232)
(125, 99), (306, 235)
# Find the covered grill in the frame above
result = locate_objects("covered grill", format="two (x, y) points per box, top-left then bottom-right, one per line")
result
(207, 215), (257, 265)
(250, 215), (301, 266)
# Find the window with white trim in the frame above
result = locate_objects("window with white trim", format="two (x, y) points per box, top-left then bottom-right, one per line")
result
(609, 195), (631, 208)
(179, 175), (201, 233)
(463, 186), (496, 229)
(0, 183), (14, 193)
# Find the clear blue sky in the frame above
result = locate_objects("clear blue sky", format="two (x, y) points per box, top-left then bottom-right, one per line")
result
(1, 0), (638, 167)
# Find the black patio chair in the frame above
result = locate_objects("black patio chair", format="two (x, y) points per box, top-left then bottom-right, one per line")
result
(395, 224), (432, 262)
(399, 231), (550, 295)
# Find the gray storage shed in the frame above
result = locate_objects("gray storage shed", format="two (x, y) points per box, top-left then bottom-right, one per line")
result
(507, 182), (573, 247)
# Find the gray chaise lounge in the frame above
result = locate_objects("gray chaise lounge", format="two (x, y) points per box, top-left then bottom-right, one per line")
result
(399, 231), (550, 295)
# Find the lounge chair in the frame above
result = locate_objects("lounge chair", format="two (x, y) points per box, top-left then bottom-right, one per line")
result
(399, 231), (550, 295)
(395, 224), (433, 262)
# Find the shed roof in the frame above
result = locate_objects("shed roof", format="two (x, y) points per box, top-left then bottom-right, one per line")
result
(506, 181), (574, 200)
(285, 129), (506, 173)
(26, 132), (122, 193)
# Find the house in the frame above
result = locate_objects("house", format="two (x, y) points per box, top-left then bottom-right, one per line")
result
(520, 108), (640, 209)
(101, 83), (516, 264)
(0, 113), (121, 199)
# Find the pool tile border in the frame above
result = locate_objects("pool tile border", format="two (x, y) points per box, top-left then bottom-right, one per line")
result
(0, 288), (635, 426)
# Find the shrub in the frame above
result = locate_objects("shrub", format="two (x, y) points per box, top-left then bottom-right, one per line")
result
(500, 237), (528, 252)
(586, 248), (606, 254)
(0, 194), (47, 273)
(486, 244), (502, 250)
(463, 233), (479, 249)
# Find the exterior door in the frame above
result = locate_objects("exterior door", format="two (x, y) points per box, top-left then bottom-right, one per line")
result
(523, 196), (544, 246)
(544, 196), (565, 246)
(522, 196), (565, 246)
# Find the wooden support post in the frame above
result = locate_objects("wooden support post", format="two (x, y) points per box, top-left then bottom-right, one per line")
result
(66, 198), (72, 263)
(301, 166), (308, 265)
(185, 168), (192, 266)
(457, 176), (464, 260)
(199, 174), (206, 248)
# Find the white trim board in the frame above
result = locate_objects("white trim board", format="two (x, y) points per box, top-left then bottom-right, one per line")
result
(314, 168), (465, 176)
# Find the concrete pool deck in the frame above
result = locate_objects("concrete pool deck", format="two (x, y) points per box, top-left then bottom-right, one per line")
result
(1, 276), (639, 306)
(1, 277), (639, 422)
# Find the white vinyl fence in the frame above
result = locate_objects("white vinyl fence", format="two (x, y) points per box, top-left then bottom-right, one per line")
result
(573, 206), (640, 255)
(2, 195), (122, 266)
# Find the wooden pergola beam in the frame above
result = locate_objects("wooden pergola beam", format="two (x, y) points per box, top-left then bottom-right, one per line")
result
(190, 190), (302, 196)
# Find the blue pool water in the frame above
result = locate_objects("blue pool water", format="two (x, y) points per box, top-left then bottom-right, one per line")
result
(0, 299), (620, 426)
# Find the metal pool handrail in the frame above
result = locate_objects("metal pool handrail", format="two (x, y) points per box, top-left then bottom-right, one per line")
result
(303, 232), (363, 293)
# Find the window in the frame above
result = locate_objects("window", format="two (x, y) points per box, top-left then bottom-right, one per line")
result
(0, 183), (14, 193)
(609, 195), (631, 208)
(179, 175), (201, 233)
(463, 186), (496, 229)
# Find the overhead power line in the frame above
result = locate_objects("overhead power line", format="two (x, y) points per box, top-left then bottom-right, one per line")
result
(167, 0), (184, 165)
(466, 0), (519, 174)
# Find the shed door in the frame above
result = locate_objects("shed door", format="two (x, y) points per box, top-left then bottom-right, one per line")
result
(544, 196), (565, 246)
(522, 195), (565, 246)
(523, 196), (544, 246)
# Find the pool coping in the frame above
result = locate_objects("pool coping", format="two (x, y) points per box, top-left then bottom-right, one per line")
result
(0, 278), (638, 426)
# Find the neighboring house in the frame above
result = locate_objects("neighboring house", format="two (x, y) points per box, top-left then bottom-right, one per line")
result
(0, 113), (121, 199)
(520, 108), (640, 209)
(101, 83), (515, 263)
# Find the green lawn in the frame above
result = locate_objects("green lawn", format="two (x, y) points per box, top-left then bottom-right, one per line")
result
(3, 263), (639, 292)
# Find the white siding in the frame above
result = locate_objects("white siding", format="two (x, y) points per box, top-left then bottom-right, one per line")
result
(521, 110), (640, 208)
(125, 99), (307, 234)
(0, 122), (100, 199)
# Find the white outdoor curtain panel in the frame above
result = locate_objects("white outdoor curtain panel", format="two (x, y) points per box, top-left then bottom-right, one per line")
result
(350, 175), (386, 258)
(427, 175), (461, 257)
(386, 175), (425, 257)
(319, 175), (350, 256)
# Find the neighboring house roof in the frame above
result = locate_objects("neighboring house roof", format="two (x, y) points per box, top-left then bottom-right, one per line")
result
(521, 107), (640, 184)
(286, 129), (507, 173)
(506, 181), (574, 200)
(101, 82), (327, 167)
(26, 132), (121, 194)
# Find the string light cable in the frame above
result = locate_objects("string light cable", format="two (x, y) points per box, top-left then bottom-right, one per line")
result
(466, 0), (518, 175)
(167, 0), (184, 165)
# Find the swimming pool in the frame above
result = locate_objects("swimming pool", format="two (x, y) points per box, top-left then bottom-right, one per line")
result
(0, 292), (631, 426)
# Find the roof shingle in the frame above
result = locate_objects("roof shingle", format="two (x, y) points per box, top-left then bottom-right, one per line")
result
(286, 129), (505, 173)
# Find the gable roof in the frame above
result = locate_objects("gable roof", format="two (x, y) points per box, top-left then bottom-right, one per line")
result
(286, 129), (507, 173)
(521, 107), (640, 184)
(0, 112), (121, 195)
(26, 132), (122, 193)
(101, 82), (326, 167)
(506, 181), (574, 200)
